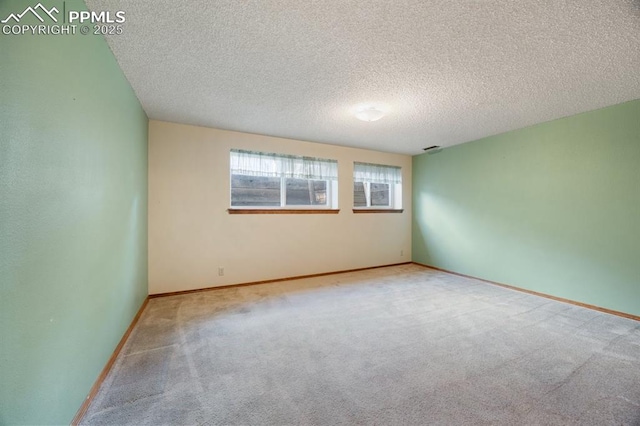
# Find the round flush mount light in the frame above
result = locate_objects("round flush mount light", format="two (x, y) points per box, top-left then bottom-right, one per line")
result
(355, 106), (385, 122)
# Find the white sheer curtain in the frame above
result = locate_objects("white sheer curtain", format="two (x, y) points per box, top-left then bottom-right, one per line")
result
(230, 149), (338, 180)
(353, 162), (402, 184)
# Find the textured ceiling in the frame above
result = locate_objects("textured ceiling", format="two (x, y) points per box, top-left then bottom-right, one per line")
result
(86, 0), (640, 154)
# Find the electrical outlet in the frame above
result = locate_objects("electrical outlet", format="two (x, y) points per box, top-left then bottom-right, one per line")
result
(400, 250), (404, 257)
(218, 267), (224, 276)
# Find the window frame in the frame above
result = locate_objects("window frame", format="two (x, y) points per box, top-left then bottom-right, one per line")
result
(229, 149), (339, 213)
(352, 162), (402, 212)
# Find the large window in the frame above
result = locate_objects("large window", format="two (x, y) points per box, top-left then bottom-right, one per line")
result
(353, 162), (402, 209)
(230, 149), (338, 209)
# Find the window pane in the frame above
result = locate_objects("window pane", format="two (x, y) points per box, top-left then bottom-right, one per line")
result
(231, 174), (281, 206)
(286, 178), (327, 206)
(370, 183), (390, 206)
(353, 182), (367, 207)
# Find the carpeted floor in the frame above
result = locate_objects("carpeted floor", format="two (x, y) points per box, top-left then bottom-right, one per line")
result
(81, 264), (640, 425)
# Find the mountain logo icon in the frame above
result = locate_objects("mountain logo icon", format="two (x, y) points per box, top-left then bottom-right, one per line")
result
(2, 3), (59, 24)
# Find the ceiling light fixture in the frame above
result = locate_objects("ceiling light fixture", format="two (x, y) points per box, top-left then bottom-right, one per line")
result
(355, 106), (385, 122)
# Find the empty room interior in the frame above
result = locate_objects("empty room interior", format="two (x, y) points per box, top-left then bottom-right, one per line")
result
(2, 0), (640, 424)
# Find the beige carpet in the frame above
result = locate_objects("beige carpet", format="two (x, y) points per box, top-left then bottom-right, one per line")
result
(82, 264), (640, 425)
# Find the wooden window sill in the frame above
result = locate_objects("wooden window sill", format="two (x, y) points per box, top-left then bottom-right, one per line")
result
(228, 209), (340, 215)
(352, 209), (404, 214)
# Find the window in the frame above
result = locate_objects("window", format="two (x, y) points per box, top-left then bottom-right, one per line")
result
(353, 162), (402, 210)
(230, 149), (338, 209)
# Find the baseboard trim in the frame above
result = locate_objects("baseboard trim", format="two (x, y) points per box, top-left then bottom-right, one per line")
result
(71, 296), (149, 425)
(412, 262), (640, 322)
(150, 262), (413, 298)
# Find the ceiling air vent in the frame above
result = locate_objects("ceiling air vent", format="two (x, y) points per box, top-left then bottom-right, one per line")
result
(423, 145), (443, 154)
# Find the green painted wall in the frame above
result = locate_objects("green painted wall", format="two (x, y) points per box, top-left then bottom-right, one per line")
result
(413, 100), (640, 317)
(0, 1), (148, 424)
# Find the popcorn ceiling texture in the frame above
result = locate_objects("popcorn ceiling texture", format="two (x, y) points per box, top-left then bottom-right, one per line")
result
(86, 0), (640, 154)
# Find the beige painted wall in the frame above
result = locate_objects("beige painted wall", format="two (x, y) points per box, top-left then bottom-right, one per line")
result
(148, 120), (412, 294)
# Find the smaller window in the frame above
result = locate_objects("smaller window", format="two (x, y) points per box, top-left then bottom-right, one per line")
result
(353, 162), (402, 209)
